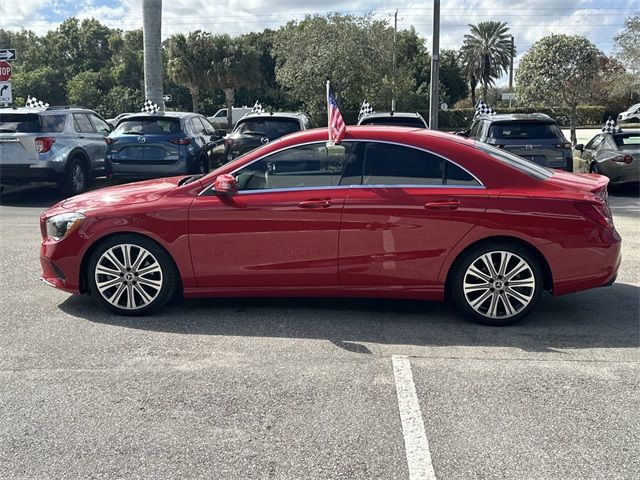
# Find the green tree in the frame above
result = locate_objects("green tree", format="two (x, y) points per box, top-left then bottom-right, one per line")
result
(210, 35), (261, 129)
(516, 34), (602, 144)
(461, 21), (514, 102)
(439, 49), (469, 106)
(166, 31), (216, 112)
(11, 66), (67, 106)
(100, 86), (142, 118)
(67, 71), (106, 107)
(614, 12), (640, 74)
(110, 29), (144, 92)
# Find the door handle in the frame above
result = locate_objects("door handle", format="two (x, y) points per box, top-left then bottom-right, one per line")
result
(425, 200), (460, 210)
(298, 199), (333, 209)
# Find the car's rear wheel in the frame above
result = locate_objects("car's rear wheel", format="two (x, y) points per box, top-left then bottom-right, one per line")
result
(87, 234), (178, 315)
(451, 243), (543, 326)
(60, 157), (88, 196)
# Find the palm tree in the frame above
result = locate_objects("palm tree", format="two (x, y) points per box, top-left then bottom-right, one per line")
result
(210, 35), (261, 130)
(142, 0), (163, 110)
(166, 31), (215, 112)
(461, 21), (515, 102)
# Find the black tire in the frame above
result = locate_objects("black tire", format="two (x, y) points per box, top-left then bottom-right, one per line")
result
(87, 234), (178, 316)
(450, 242), (543, 326)
(59, 157), (89, 196)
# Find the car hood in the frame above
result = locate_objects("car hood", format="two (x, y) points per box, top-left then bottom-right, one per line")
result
(61, 176), (184, 212)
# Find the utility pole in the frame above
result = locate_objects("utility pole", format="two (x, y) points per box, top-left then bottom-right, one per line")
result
(508, 35), (514, 108)
(428, 0), (440, 130)
(392, 9), (398, 112)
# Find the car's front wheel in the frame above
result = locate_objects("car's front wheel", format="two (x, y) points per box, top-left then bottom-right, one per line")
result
(451, 243), (543, 326)
(87, 234), (178, 315)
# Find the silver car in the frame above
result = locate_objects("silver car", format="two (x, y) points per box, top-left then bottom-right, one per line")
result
(575, 129), (640, 185)
(0, 106), (112, 195)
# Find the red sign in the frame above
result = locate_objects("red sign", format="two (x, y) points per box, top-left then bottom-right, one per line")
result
(0, 61), (11, 81)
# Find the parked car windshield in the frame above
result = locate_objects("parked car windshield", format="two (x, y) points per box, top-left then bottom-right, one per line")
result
(488, 122), (563, 140)
(0, 113), (66, 133)
(114, 117), (182, 135)
(360, 117), (426, 128)
(475, 142), (553, 180)
(613, 133), (640, 149)
(235, 118), (300, 137)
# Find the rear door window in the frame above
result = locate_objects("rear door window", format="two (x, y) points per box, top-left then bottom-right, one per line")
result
(73, 113), (95, 134)
(362, 142), (444, 186)
(488, 122), (563, 140)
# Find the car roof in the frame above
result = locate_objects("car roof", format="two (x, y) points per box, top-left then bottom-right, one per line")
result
(120, 111), (198, 119)
(361, 112), (424, 120)
(612, 129), (640, 135)
(239, 112), (307, 120)
(477, 113), (555, 123)
(0, 106), (94, 115)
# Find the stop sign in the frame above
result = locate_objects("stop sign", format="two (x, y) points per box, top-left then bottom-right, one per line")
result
(0, 61), (12, 81)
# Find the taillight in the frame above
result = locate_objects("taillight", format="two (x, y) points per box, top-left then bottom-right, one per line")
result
(556, 142), (572, 149)
(575, 201), (613, 228)
(612, 155), (633, 164)
(169, 138), (191, 145)
(35, 137), (55, 153)
(105, 137), (117, 145)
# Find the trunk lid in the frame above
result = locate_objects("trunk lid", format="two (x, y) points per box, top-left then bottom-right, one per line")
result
(109, 134), (182, 165)
(0, 133), (39, 164)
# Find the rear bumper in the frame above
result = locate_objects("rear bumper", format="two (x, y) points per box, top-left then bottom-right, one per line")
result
(0, 163), (64, 184)
(107, 159), (192, 179)
(597, 160), (640, 185)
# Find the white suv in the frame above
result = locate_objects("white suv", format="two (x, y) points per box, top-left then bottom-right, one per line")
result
(618, 104), (640, 124)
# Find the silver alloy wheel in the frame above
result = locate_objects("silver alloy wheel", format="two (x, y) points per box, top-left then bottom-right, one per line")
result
(94, 244), (163, 310)
(72, 163), (85, 192)
(463, 251), (536, 320)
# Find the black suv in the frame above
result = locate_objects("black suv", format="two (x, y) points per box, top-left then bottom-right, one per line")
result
(358, 112), (428, 128)
(223, 112), (312, 163)
(462, 113), (572, 171)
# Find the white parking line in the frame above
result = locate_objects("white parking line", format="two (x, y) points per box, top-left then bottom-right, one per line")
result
(392, 355), (437, 480)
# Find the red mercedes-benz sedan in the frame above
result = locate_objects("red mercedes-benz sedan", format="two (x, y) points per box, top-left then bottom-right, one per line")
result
(39, 127), (621, 325)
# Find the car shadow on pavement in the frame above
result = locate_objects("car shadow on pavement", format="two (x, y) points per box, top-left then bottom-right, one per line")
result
(58, 282), (640, 354)
(0, 180), (114, 208)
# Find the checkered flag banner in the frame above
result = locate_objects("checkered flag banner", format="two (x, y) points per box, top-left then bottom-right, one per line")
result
(602, 116), (622, 134)
(251, 101), (264, 113)
(25, 95), (49, 108)
(475, 99), (496, 116)
(358, 99), (375, 120)
(141, 99), (160, 113)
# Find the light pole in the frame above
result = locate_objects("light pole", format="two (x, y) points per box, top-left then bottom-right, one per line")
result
(428, 0), (440, 129)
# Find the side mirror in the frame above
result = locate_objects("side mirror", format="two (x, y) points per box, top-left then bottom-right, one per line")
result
(213, 174), (237, 195)
(575, 144), (584, 152)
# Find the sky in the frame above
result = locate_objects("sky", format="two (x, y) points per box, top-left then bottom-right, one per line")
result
(0, 0), (637, 84)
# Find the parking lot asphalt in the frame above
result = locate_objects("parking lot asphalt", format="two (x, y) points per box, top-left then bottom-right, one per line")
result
(0, 180), (638, 479)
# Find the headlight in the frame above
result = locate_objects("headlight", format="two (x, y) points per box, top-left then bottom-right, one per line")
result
(45, 212), (85, 240)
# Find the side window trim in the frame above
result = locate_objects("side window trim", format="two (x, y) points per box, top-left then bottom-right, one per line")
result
(199, 140), (485, 197)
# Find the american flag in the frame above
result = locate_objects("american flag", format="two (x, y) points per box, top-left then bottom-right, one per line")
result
(327, 88), (346, 145)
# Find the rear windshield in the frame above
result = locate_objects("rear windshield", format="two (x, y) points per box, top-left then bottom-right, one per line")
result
(613, 134), (640, 149)
(360, 116), (427, 128)
(0, 113), (66, 133)
(475, 142), (554, 180)
(114, 117), (182, 135)
(234, 118), (300, 137)
(488, 122), (563, 140)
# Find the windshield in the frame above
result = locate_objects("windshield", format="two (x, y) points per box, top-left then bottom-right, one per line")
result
(114, 117), (182, 135)
(475, 142), (554, 180)
(0, 113), (66, 133)
(234, 118), (300, 138)
(360, 116), (426, 128)
(613, 134), (640, 149)
(488, 122), (564, 140)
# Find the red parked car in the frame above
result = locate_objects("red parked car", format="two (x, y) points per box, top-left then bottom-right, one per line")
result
(40, 127), (621, 325)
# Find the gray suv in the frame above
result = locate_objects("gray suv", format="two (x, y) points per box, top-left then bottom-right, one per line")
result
(462, 113), (573, 171)
(0, 106), (112, 195)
